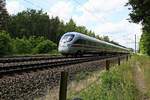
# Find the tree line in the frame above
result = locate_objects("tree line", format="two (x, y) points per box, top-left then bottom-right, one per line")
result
(6, 9), (97, 44)
(0, 0), (124, 56)
(0, 8), (120, 55)
(4, 9), (120, 42)
(127, 0), (150, 55)
(6, 9), (116, 44)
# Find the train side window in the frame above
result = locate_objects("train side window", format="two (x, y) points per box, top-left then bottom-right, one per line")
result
(101, 43), (105, 47)
(89, 40), (92, 45)
(84, 40), (88, 45)
(82, 39), (86, 44)
(92, 41), (94, 46)
(92, 42), (95, 46)
(81, 40), (84, 44)
(94, 42), (97, 46)
(74, 39), (84, 44)
(74, 39), (81, 44)
(98, 43), (102, 48)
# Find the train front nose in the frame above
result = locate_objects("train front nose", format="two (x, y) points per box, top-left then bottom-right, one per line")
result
(58, 33), (75, 54)
(58, 43), (70, 54)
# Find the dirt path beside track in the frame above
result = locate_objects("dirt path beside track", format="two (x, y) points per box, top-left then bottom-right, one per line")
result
(133, 62), (149, 100)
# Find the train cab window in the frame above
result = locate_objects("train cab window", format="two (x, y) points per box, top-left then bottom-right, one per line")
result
(62, 34), (74, 42)
(74, 39), (83, 44)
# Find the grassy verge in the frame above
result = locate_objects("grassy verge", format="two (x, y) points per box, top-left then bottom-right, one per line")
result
(79, 62), (139, 100)
(67, 70), (102, 99)
(68, 55), (150, 100)
(134, 55), (150, 96)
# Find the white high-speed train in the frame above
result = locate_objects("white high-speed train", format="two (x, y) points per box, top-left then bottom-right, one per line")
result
(58, 32), (129, 56)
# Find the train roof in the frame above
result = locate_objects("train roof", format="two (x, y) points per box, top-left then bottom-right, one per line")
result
(64, 32), (129, 51)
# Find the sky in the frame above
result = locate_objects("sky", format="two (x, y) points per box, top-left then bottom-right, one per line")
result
(6, 0), (142, 49)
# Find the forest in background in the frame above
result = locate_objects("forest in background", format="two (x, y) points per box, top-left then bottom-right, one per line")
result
(0, 8), (119, 56)
(127, 0), (150, 55)
(4, 8), (116, 44)
(0, 0), (121, 56)
(0, 0), (136, 56)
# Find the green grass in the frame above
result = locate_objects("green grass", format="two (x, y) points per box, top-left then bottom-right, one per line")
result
(133, 55), (150, 96)
(79, 63), (139, 100)
(69, 55), (150, 100)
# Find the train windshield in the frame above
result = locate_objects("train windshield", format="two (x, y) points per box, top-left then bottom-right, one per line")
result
(62, 34), (74, 42)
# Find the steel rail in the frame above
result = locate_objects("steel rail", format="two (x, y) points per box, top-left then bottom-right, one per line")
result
(0, 56), (65, 63)
(0, 55), (116, 74)
(0, 55), (93, 63)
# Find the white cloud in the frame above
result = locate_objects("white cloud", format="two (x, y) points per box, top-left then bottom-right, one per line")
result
(82, 0), (127, 13)
(74, 0), (128, 24)
(6, 0), (25, 15)
(93, 19), (142, 48)
(75, 21), (141, 49)
(48, 1), (73, 22)
(94, 19), (141, 35)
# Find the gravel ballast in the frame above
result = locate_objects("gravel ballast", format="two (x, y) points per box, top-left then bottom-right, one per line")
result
(0, 59), (108, 100)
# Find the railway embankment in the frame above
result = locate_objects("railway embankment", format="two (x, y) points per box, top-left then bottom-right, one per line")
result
(67, 55), (150, 100)
(0, 56), (107, 100)
(1, 55), (148, 100)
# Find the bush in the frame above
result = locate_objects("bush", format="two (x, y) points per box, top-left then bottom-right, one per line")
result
(0, 33), (57, 55)
(0, 31), (12, 56)
(28, 36), (45, 49)
(13, 37), (32, 54)
(33, 40), (57, 54)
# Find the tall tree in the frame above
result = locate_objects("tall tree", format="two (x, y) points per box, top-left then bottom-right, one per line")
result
(48, 16), (62, 43)
(139, 31), (150, 55)
(8, 9), (50, 38)
(0, 0), (9, 31)
(65, 19), (76, 32)
(126, 0), (150, 24)
(127, 0), (150, 55)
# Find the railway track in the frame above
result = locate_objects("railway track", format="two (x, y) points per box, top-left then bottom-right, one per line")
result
(0, 55), (94, 63)
(0, 54), (126, 75)
(0, 55), (64, 63)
